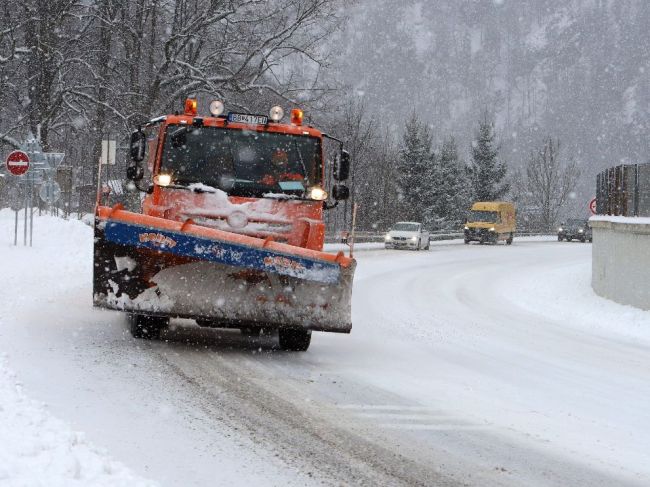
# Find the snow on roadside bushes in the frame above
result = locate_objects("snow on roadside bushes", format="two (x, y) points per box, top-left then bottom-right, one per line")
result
(0, 356), (156, 487)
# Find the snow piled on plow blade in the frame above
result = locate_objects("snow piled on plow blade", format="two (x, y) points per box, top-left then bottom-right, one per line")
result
(93, 217), (355, 332)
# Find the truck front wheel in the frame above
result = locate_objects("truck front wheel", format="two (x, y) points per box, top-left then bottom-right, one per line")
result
(129, 314), (169, 340)
(278, 328), (311, 351)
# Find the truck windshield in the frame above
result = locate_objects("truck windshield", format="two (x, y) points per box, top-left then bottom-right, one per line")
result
(392, 223), (419, 231)
(468, 210), (498, 223)
(159, 125), (322, 197)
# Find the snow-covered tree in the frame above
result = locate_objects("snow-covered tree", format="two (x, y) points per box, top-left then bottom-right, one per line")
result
(524, 138), (580, 232)
(468, 114), (509, 201)
(433, 136), (469, 228)
(397, 113), (436, 225)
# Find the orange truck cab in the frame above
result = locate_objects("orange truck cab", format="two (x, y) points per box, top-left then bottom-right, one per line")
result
(129, 102), (350, 250)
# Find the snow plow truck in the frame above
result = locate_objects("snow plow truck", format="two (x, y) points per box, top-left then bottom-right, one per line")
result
(93, 99), (355, 351)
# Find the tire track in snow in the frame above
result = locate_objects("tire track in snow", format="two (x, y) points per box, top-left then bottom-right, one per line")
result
(151, 335), (467, 487)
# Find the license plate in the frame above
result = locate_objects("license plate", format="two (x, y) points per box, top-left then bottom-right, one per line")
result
(227, 113), (268, 125)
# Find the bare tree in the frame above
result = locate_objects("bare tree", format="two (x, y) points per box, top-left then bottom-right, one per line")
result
(525, 137), (580, 232)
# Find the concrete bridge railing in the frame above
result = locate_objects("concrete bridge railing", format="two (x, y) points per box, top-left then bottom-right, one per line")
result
(590, 216), (650, 311)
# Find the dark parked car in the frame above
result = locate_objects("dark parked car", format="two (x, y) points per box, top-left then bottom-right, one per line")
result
(558, 219), (592, 242)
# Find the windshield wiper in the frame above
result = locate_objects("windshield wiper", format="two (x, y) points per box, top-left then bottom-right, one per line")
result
(293, 139), (308, 180)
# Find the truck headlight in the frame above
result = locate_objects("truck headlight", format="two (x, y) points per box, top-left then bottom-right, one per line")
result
(578, 229), (584, 233)
(489, 227), (495, 232)
(558, 227), (563, 232)
(307, 186), (328, 201)
(464, 226), (469, 230)
(384, 234), (392, 241)
(155, 173), (172, 186)
(411, 236), (418, 241)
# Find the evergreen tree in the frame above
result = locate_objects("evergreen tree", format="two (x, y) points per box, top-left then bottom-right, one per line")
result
(433, 136), (469, 228)
(397, 113), (436, 225)
(468, 114), (509, 201)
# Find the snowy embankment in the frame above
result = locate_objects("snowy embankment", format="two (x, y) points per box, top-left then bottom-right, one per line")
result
(508, 258), (650, 344)
(0, 210), (156, 486)
(0, 357), (155, 487)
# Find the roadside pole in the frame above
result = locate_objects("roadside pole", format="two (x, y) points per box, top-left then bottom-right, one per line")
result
(23, 182), (27, 245)
(14, 205), (18, 246)
(9, 186), (21, 246)
(349, 203), (358, 258)
(29, 172), (34, 246)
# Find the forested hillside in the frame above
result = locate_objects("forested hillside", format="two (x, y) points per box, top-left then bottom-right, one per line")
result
(340, 0), (650, 190)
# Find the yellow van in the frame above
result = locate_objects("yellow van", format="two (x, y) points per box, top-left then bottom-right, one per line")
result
(464, 201), (516, 245)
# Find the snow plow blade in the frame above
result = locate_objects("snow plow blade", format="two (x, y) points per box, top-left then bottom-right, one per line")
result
(93, 206), (355, 332)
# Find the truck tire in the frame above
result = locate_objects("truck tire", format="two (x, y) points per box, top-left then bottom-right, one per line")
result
(278, 328), (311, 351)
(416, 239), (421, 251)
(558, 235), (563, 241)
(464, 239), (470, 245)
(566, 237), (572, 242)
(425, 241), (430, 250)
(506, 233), (513, 245)
(129, 314), (169, 340)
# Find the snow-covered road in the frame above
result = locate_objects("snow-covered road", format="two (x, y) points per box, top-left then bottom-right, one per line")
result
(1, 213), (649, 486)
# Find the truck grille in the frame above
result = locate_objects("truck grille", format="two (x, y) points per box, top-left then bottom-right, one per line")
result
(181, 214), (291, 242)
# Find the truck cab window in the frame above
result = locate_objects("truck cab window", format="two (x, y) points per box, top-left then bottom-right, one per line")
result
(160, 125), (322, 197)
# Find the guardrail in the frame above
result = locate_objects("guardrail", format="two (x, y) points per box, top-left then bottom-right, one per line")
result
(325, 231), (552, 244)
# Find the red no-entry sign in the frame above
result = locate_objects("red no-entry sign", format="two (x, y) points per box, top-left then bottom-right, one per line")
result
(589, 197), (597, 215)
(5, 150), (30, 176)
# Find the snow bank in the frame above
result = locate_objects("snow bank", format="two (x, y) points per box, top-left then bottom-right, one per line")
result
(506, 258), (650, 345)
(0, 210), (156, 487)
(0, 357), (156, 487)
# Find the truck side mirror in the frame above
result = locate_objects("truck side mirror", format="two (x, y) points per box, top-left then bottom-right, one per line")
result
(334, 149), (350, 181)
(332, 184), (349, 201)
(130, 130), (146, 162)
(126, 164), (144, 181)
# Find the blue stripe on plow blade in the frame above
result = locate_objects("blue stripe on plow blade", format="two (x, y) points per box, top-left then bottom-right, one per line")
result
(102, 220), (341, 284)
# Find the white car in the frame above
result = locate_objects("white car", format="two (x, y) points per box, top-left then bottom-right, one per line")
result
(384, 222), (430, 250)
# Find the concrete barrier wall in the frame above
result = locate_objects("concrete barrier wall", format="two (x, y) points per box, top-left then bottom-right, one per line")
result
(590, 216), (650, 310)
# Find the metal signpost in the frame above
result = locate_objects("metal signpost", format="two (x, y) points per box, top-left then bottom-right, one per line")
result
(5, 136), (66, 246)
(6, 150), (31, 246)
(8, 186), (21, 245)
